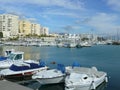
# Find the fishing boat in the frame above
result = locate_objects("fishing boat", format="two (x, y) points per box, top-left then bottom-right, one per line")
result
(32, 64), (66, 85)
(0, 60), (48, 81)
(0, 51), (24, 69)
(65, 66), (108, 90)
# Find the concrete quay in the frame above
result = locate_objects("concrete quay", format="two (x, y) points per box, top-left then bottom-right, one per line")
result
(0, 80), (32, 90)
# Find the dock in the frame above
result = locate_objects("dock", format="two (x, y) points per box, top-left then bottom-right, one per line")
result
(0, 80), (32, 90)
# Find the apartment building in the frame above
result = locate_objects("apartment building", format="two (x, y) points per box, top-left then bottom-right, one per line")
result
(19, 20), (31, 36)
(40, 27), (49, 35)
(0, 14), (19, 38)
(31, 23), (41, 36)
(0, 14), (49, 38)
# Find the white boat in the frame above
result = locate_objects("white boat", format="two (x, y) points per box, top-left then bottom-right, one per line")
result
(0, 51), (24, 69)
(65, 67), (108, 90)
(32, 64), (66, 85)
(0, 60), (48, 81)
(57, 43), (64, 47)
(76, 42), (92, 48)
(67, 43), (77, 48)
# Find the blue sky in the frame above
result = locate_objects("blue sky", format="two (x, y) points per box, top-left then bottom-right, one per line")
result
(0, 0), (120, 35)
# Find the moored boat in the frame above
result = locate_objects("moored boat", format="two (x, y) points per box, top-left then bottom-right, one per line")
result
(0, 60), (48, 81)
(76, 42), (92, 48)
(65, 67), (108, 90)
(32, 64), (66, 85)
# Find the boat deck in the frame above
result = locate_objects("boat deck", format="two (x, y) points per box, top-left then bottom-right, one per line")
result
(68, 67), (106, 78)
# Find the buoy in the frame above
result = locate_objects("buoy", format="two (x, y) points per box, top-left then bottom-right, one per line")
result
(50, 61), (56, 64)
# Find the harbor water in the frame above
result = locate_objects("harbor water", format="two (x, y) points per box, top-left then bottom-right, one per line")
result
(0, 45), (120, 90)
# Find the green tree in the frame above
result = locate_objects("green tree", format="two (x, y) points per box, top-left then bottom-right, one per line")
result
(0, 32), (3, 38)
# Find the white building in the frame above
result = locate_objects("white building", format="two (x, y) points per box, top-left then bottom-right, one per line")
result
(40, 27), (49, 35)
(31, 23), (41, 36)
(0, 14), (19, 38)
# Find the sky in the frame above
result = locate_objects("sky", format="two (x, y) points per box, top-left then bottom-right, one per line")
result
(0, 0), (120, 35)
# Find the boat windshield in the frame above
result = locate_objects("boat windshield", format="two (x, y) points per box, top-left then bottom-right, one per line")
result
(7, 53), (16, 60)
(14, 54), (22, 60)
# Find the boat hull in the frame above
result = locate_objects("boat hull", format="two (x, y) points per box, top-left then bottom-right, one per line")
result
(1, 67), (48, 82)
(93, 74), (107, 89)
(65, 84), (91, 90)
(36, 75), (65, 85)
(4, 73), (32, 81)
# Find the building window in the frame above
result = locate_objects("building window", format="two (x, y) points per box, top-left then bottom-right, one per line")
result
(3, 15), (5, 19)
(23, 30), (25, 33)
(8, 29), (10, 31)
(23, 24), (26, 27)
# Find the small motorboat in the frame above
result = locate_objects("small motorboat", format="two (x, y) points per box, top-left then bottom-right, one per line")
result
(65, 67), (108, 90)
(0, 60), (48, 81)
(0, 51), (24, 69)
(32, 64), (66, 85)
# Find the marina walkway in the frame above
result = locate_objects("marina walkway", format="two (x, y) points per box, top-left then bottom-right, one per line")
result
(0, 80), (32, 90)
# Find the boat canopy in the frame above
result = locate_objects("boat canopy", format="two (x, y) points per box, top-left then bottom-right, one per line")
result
(72, 62), (80, 68)
(0, 56), (7, 61)
(9, 62), (41, 71)
(39, 60), (46, 67)
(57, 64), (65, 73)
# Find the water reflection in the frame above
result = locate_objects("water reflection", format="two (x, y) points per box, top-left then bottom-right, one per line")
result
(20, 81), (64, 90)
(39, 83), (64, 90)
(21, 81), (107, 90)
(0, 46), (41, 60)
(96, 82), (107, 90)
(0, 46), (5, 55)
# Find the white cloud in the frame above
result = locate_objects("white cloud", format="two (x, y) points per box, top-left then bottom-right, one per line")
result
(86, 13), (120, 34)
(36, 0), (82, 10)
(105, 0), (120, 11)
(62, 25), (81, 33)
(0, 0), (85, 20)
(0, 0), (84, 10)
(39, 8), (81, 18)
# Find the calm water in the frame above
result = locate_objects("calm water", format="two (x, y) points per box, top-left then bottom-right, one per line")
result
(0, 45), (120, 90)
